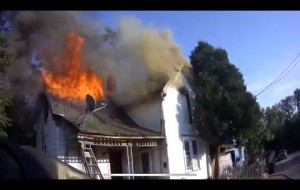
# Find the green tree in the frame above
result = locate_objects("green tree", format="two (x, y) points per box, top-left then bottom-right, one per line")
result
(264, 106), (284, 134)
(263, 88), (300, 153)
(190, 41), (269, 178)
(277, 95), (295, 121)
(0, 36), (12, 137)
(293, 88), (300, 112)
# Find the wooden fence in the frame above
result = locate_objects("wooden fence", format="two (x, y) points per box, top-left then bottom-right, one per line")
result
(219, 162), (267, 179)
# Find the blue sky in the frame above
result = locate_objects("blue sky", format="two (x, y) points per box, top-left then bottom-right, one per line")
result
(87, 11), (300, 108)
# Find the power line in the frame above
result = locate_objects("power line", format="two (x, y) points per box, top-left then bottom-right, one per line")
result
(255, 56), (300, 97)
(255, 52), (300, 97)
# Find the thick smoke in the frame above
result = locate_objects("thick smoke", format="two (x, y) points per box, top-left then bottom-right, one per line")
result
(107, 18), (188, 106)
(4, 11), (188, 106)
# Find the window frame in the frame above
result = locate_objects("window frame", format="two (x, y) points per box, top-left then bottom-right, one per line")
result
(183, 139), (200, 172)
(185, 93), (193, 124)
(184, 141), (193, 171)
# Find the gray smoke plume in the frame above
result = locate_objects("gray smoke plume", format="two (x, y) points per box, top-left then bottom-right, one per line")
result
(4, 11), (188, 106)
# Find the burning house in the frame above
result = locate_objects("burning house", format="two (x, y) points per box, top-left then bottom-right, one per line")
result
(35, 69), (212, 180)
(4, 11), (212, 179)
(36, 93), (164, 179)
(32, 31), (165, 179)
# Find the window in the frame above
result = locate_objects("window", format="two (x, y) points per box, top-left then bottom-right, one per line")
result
(184, 142), (193, 171)
(192, 141), (198, 155)
(184, 140), (200, 171)
(192, 141), (199, 169)
(185, 93), (193, 124)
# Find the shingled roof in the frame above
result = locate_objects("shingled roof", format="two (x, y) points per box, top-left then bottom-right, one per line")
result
(47, 95), (163, 138)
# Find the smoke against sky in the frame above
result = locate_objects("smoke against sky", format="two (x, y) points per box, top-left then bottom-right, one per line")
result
(4, 11), (188, 106)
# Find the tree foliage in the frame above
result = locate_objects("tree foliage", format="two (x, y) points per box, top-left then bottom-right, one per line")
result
(190, 41), (271, 158)
(0, 35), (12, 137)
(265, 88), (300, 152)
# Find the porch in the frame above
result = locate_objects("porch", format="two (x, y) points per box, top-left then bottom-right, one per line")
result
(78, 133), (164, 179)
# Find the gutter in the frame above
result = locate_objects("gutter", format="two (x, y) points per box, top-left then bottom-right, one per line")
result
(78, 132), (165, 140)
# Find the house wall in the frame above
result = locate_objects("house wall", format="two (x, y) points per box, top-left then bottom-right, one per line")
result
(40, 113), (63, 158)
(219, 153), (233, 173)
(65, 145), (85, 174)
(58, 146), (112, 179)
(36, 110), (46, 151)
(162, 75), (211, 179)
(126, 96), (162, 133)
(123, 74), (211, 179)
(40, 113), (78, 158)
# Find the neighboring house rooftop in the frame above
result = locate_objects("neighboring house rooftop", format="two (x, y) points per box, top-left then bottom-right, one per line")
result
(46, 95), (163, 138)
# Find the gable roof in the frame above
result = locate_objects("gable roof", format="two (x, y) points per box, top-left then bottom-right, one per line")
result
(162, 65), (199, 94)
(47, 95), (163, 138)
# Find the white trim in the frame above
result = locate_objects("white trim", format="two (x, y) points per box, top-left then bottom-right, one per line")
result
(192, 140), (200, 170)
(103, 173), (197, 177)
(182, 138), (201, 172)
(183, 140), (193, 172)
(180, 134), (199, 137)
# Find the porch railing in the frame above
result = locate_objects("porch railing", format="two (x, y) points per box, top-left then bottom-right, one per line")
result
(102, 173), (198, 179)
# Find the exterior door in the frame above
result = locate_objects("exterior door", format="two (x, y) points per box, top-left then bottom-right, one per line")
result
(109, 151), (123, 179)
(140, 152), (151, 179)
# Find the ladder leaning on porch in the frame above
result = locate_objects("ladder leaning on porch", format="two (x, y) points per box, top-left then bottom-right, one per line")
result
(81, 142), (104, 179)
(126, 143), (134, 179)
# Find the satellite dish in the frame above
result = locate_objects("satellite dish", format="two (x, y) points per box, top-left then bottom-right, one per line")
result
(86, 94), (96, 113)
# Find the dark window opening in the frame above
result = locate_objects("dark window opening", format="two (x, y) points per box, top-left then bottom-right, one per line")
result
(192, 141), (198, 156)
(185, 93), (193, 124)
(184, 141), (192, 170)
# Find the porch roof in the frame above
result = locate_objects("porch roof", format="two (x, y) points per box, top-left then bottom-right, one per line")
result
(48, 95), (163, 138)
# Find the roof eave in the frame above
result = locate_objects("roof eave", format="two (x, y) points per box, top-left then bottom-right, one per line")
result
(78, 131), (165, 139)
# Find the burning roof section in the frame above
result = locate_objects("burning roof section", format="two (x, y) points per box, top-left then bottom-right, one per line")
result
(47, 95), (162, 137)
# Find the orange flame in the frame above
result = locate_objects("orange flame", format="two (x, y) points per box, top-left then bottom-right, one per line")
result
(42, 31), (104, 101)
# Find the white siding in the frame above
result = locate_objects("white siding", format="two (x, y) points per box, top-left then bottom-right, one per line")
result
(43, 113), (62, 158)
(59, 146), (112, 179)
(162, 75), (211, 179)
(68, 163), (85, 173)
(162, 88), (185, 179)
(126, 97), (161, 133)
(152, 147), (161, 174)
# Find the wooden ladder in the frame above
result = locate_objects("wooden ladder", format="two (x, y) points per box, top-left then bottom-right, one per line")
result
(81, 142), (104, 179)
